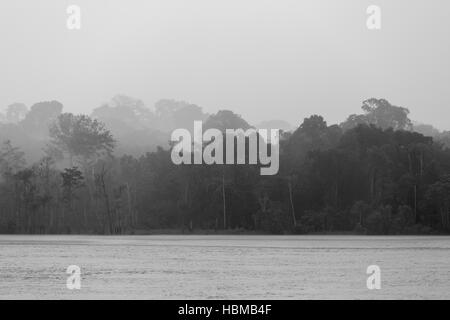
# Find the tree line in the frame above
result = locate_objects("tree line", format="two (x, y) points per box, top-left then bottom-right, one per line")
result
(1, 97), (450, 234)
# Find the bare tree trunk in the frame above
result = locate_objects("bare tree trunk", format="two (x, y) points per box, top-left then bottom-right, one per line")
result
(420, 151), (424, 177)
(334, 181), (339, 207)
(83, 205), (87, 230)
(125, 183), (132, 228)
(439, 208), (445, 230)
(370, 170), (375, 203)
(443, 205), (450, 230)
(184, 181), (190, 229)
(414, 184), (418, 223)
(288, 178), (297, 227)
(447, 207), (450, 230)
(49, 207), (53, 232)
(61, 207), (65, 233)
(222, 170), (226, 229)
(103, 187), (113, 234)
(408, 152), (412, 174)
(99, 166), (113, 234)
(133, 188), (138, 227)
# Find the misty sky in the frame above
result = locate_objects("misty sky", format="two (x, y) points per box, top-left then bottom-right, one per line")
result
(1, 0), (449, 129)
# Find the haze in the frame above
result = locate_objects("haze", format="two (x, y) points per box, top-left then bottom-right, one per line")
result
(1, 0), (449, 129)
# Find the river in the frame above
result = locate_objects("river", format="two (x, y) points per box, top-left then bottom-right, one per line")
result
(0, 235), (449, 299)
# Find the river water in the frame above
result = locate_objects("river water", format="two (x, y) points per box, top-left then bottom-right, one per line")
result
(0, 235), (449, 299)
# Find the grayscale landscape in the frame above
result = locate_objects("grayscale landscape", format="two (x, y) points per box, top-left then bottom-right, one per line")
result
(1, 1), (450, 301)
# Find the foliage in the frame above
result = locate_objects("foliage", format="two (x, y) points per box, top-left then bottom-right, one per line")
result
(1, 98), (450, 234)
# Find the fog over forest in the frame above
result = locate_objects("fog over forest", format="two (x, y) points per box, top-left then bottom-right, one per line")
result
(2, 1), (450, 129)
(1, 96), (450, 235)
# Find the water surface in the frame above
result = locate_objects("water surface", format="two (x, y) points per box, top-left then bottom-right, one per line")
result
(0, 235), (449, 299)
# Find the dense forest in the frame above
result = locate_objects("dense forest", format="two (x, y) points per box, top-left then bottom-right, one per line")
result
(1, 96), (450, 235)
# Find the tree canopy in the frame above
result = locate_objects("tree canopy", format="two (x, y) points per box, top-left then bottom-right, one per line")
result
(1, 97), (449, 235)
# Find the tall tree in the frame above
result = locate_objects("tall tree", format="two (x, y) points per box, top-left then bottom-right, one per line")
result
(48, 113), (115, 168)
(21, 101), (63, 137)
(5, 103), (28, 123)
(341, 98), (412, 131)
